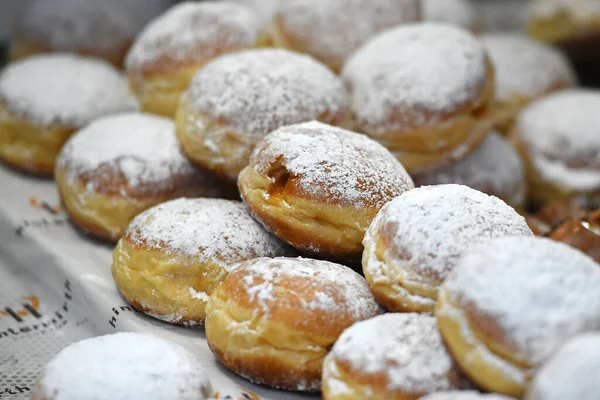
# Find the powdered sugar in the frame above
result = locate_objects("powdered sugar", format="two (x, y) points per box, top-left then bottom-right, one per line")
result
(331, 313), (461, 394)
(36, 332), (212, 400)
(526, 334), (600, 400)
(515, 89), (600, 191)
(342, 23), (488, 136)
(481, 33), (576, 101)
(275, 0), (420, 70)
(0, 53), (137, 127)
(57, 113), (199, 192)
(126, 198), (291, 267)
(15, 0), (144, 53)
(366, 184), (532, 286)
(185, 49), (348, 139)
(251, 121), (414, 208)
(422, 391), (515, 400)
(444, 236), (600, 366)
(422, 0), (478, 30)
(240, 257), (382, 318)
(412, 132), (526, 205)
(125, 1), (259, 73)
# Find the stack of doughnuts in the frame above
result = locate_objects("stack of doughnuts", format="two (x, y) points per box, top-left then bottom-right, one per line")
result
(8, 0), (600, 398)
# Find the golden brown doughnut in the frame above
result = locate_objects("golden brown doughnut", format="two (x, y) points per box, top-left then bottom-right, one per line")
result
(32, 332), (213, 400)
(176, 49), (349, 182)
(205, 257), (383, 391)
(436, 236), (600, 398)
(525, 334), (600, 400)
(509, 89), (600, 208)
(55, 113), (222, 242)
(412, 132), (527, 209)
(0, 54), (137, 176)
(9, 0), (170, 67)
(112, 198), (293, 326)
(481, 33), (577, 134)
(362, 184), (533, 313)
(238, 121), (414, 262)
(321, 313), (467, 400)
(125, 1), (259, 118)
(342, 23), (495, 173)
(266, 0), (420, 73)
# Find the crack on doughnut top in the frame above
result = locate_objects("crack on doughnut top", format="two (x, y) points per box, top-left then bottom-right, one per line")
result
(57, 113), (203, 195)
(422, 391), (516, 400)
(185, 49), (348, 139)
(238, 257), (382, 321)
(250, 121), (414, 208)
(368, 184), (532, 284)
(125, 198), (291, 266)
(481, 33), (576, 101)
(422, 0), (478, 30)
(0, 54), (137, 127)
(15, 0), (146, 52)
(516, 89), (600, 191)
(330, 313), (462, 394)
(125, 1), (259, 73)
(531, 0), (600, 19)
(342, 23), (488, 136)
(413, 132), (525, 199)
(445, 236), (600, 366)
(37, 332), (212, 400)
(275, 0), (420, 69)
(526, 334), (600, 400)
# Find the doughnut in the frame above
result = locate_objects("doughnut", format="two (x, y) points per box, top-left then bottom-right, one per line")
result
(422, 0), (480, 32)
(525, 334), (600, 400)
(362, 184), (533, 313)
(55, 113), (222, 242)
(266, 0), (420, 73)
(412, 132), (527, 209)
(476, 1), (530, 33)
(205, 257), (383, 391)
(321, 313), (467, 400)
(421, 392), (515, 400)
(436, 236), (600, 397)
(176, 49), (349, 182)
(510, 89), (600, 208)
(0, 53), (137, 176)
(342, 24), (494, 174)
(547, 209), (600, 263)
(112, 198), (293, 326)
(125, 1), (259, 118)
(481, 33), (577, 134)
(9, 0), (168, 67)
(238, 121), (414, 262)
(32, 332), (212, 400)
(528, 0), (600, 57)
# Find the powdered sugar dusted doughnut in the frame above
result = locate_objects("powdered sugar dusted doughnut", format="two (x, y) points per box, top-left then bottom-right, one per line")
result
(437, 236), (600, 397)
(205, 257), (383, 391)
(32, 332), (212, 400)
(342, 23), (494, 173)
(482, 33), (577, 133)
(126, 1), (259, 118)
(422, 0), (479, 31)
(511, 89), (600, 207)
(412, 132), (526, 208)
(528, 0), (600, 46)
(10, 0), (158, 66)
(0, 53), (136, 175)
(55, 113), (222, 242)
(363, 184), (532, 313)
(322, 313), (466, 400)
(238, 121), (414, 262)
(422, 392), (516, 400)
(525, 334), (600, 400)
(112, 198), (293, 325)
(267, 0), (420, 73)
(176, 49), (349, 181)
